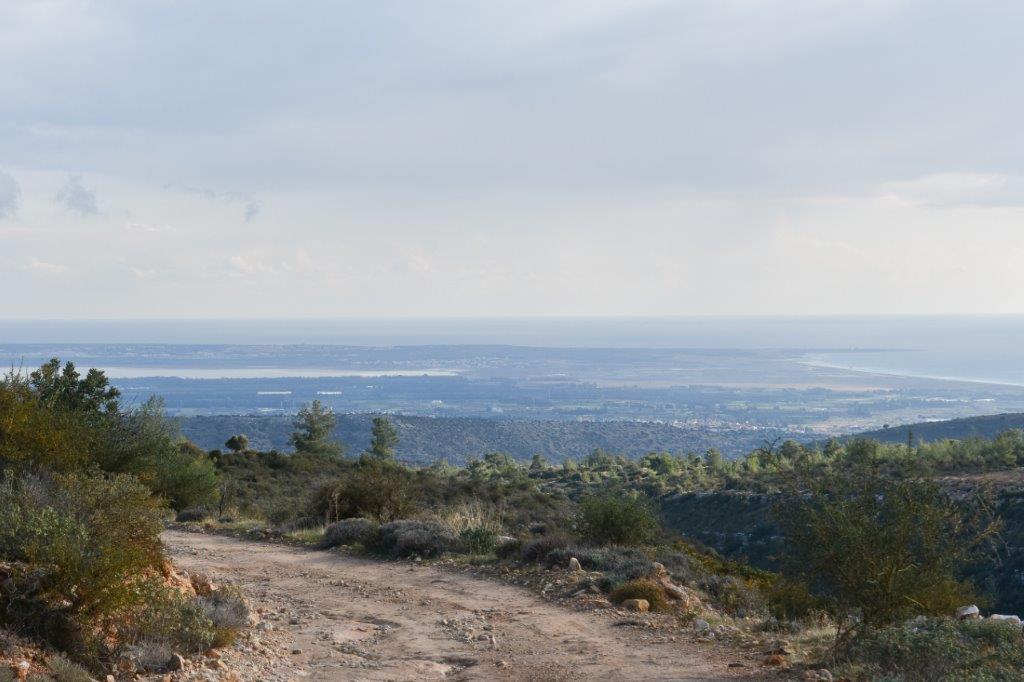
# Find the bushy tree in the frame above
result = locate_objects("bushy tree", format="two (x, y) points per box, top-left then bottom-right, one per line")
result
(100, 397), (217, 509)
(291, 400), (343, 458)
(315, 460), (419, 523)
(577, 492), (662, 546)
(775, 464), (999, 632)
(29, 358), (120, 415)
(367, 416), (398, 461)
(224, 434), (249, 453)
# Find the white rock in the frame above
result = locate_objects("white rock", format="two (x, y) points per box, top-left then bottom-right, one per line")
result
(568, 557), (582, 572)
(956, 604), (980, 619)
(989, 614), (1023, 628)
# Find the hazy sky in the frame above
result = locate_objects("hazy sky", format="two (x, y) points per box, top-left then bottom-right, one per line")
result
(2, 0), (1024, 318)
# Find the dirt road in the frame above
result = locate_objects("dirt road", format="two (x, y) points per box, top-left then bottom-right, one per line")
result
(163, 531), (765, 681)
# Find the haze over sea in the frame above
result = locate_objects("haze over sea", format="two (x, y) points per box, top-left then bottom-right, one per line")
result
(0, 316), (1022, 386)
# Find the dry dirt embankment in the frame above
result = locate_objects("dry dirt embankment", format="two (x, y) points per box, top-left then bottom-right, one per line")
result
(162, 530), (763, 681)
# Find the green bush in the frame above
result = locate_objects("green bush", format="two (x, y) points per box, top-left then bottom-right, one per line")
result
(0, 469), (165, 652)
(126, 581), (215, 656)
(577, 493), (661, 546)
(314, 461), (420, 523)
(608, 578), (669, 611)
(698, 574), (765, 617)
(766, 578), (821, 622)
(459, 525), (498, 554)
(839, 617), (1024, 681)
(775, 465), (999, 628)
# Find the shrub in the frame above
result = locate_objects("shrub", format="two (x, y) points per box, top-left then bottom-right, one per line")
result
(373, 520), (456, 558)
(653, 550), (710, 586)
(175, 507), (209, 523)
(546, 546), (654, 584)
(459, 525), (498, 554)
(49, 653), (92, 682)
(577, 493), (661, 546)
(699, 574), (765, 617)
(126, 582), (215, 656)
(314, 461), (420, 523)
(262, 499), (301, 525)
(321, 518), (379, 548)
(495, 537), (523, 560)
(766, 578), (821, 622)
(277, 516), (319, 533)
(775, 465), (999, 628)
(520, 534), (571, 564)
(839, 617), (1024, 681)
(608, 578), (669, 611)
(124, 638), (174, 673)
(0, 470), (165, 653)
(198, 585), (250, 647)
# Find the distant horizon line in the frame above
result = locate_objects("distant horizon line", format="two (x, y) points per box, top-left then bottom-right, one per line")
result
(3, 313), (1024, 322)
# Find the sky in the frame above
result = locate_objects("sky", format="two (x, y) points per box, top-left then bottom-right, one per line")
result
(2, 0), (1024, 319)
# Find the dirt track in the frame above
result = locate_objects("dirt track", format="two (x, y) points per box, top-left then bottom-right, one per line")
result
(163, 530), (763, 681)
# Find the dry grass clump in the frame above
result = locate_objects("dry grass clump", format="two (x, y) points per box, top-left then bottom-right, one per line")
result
(608, 578), (670, 612)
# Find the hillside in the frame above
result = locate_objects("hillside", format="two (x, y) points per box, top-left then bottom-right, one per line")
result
(178, 413), (796, 464)
(855, 412), (1024, 444)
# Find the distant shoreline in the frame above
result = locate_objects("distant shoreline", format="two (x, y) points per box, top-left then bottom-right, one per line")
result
(799, 358), (1024, 389)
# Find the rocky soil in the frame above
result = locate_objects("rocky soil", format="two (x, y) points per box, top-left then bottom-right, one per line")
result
(156, 530), (770, 681)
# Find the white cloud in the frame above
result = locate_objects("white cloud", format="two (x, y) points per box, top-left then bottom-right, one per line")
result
(1, 1), (1024, 316)
(26, 257), (68, 274)
(227, 254), (273, 275)
(124, 221), (168, 233)
(882, 173), (1024, 207)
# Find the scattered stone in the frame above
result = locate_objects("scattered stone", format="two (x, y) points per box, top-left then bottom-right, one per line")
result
(292, 649), (303, 655)
(622, 599), (649, 612)
(190, 572), (215, 597)
(168, 653), (187, 671)
(956, 604), (980, 620)
(989, 614), (1023, 628)
(568, 557), (582, 572)
(728, 662), (746, 668)
(651, 562), (667, 576)
(495, 660), (509, 668)
(692, 619), (711, 634)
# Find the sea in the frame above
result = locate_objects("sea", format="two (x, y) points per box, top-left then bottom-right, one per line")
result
(0, 316), (1022, 386)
